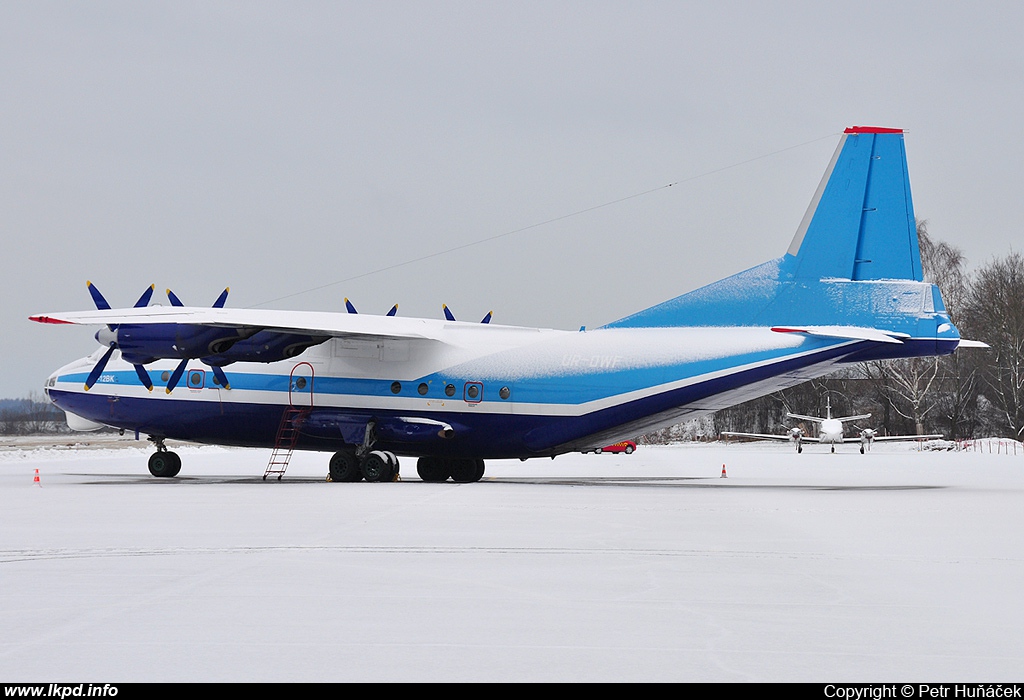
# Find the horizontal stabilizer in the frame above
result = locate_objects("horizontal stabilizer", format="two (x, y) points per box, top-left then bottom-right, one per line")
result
(770, 326), (906, 344)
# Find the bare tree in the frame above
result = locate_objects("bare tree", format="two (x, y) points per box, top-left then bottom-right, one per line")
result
(962, 251), (1024, 439)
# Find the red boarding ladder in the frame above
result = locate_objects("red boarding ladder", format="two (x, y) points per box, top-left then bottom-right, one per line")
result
(264, 407), (310, 481)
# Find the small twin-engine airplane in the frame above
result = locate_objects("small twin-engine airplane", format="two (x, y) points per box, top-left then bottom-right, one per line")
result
(722, 396), (943, 454)
(32, 127), (967, 482)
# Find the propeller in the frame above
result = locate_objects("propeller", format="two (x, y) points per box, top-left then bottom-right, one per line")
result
(83, 282), (155, 392)
(163, 288), (233, 392)
(442, 304), (493, 324)
(345, 298), (398, 316)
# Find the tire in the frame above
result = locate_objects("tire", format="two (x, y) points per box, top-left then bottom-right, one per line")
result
(595, 447), (602, 454)
(624, 445), (634, 454)
(360, 451), (394, 483)
(329, 450), (361, 482)
(149, 451), (181, 478)
(417, 457), (449, 482)
(450, 458), (483, 483)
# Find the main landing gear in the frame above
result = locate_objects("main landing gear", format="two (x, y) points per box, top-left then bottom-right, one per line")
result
(416, 457), (485, 483)
(327, 448), (401, 483)
(147, 436), (181, 478)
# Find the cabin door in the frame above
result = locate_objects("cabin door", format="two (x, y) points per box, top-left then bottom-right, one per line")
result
(289, 362), (314, 408)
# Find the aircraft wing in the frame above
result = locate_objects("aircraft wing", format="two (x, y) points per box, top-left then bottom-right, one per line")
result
(721, 431), (819, 443)
(30, 305), (456, 342)
(845, 434), (944, 443)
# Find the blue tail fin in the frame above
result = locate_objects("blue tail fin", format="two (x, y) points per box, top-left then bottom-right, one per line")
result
(607, 127), (937, 331)
(788, 127), (922, 282)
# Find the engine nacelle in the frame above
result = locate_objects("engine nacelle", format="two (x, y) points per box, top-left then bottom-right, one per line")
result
(201, 331), (330, 365)
(98, 324), (259, 365)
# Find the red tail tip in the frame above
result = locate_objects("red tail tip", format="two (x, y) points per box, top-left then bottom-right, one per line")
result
(844, 126), (903, 134)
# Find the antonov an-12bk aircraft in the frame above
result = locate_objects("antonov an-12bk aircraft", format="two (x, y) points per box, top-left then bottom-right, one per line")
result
(33, 127), (965, 482)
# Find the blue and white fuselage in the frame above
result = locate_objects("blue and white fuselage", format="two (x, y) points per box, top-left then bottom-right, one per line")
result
(34, 127), (964, 478)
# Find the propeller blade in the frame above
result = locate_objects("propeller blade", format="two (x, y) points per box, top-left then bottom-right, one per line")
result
(345, 298), (358, 314)
(443, 304), (456, 322)
(480, 311), (492, 324)
(133, 284), (155, 308)
(209, 365), (231, 390)
(84, 346), (116, 391)
(167, 287), (230, 309)
(133, 364), (154, 392)
(87, 281), (111, 310)
(387, 304), (398, 317)
(165, 359), (189, 394)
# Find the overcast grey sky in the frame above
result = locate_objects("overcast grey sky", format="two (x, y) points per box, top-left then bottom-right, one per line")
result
(3, 1), (1023, 398)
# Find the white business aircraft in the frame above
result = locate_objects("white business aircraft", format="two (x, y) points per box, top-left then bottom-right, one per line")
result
(723, 396), (943, 453)
(32, 127), (967, 482)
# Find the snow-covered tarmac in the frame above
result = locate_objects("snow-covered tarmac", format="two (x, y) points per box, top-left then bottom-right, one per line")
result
(2, 438), (1022, 682)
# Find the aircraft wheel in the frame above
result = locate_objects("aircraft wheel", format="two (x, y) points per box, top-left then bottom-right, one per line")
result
(360, 451), (394, 483)
(149, 451), (181, 478)
(450, 458), (483, 483)
(831, 445), (835, 454)
(328, 450), (361, 482)
(417, 457), (448, 482)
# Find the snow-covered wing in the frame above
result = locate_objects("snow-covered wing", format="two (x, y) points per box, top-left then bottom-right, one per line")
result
(29, 305), (477, 342)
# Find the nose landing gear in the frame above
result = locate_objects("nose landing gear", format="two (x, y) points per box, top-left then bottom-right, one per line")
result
(147, 436), (181, 478)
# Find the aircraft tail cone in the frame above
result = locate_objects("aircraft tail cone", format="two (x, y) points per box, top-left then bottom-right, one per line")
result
(721, 464), (727, 478)
(33, 468), (40, 486)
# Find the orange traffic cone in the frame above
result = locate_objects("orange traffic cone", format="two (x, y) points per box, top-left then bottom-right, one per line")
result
(720, 464), (727, 478)
(33, 468), (40, 486)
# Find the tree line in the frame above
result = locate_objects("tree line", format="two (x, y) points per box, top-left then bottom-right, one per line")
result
(0, 393), (68, 435)
(644, 222), (1024, 443)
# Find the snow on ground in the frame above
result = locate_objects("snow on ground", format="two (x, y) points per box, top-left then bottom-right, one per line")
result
(1, 438), (1022, 682)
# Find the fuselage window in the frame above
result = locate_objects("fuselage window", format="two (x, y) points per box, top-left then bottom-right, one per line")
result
(391, 381), (402, 394)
